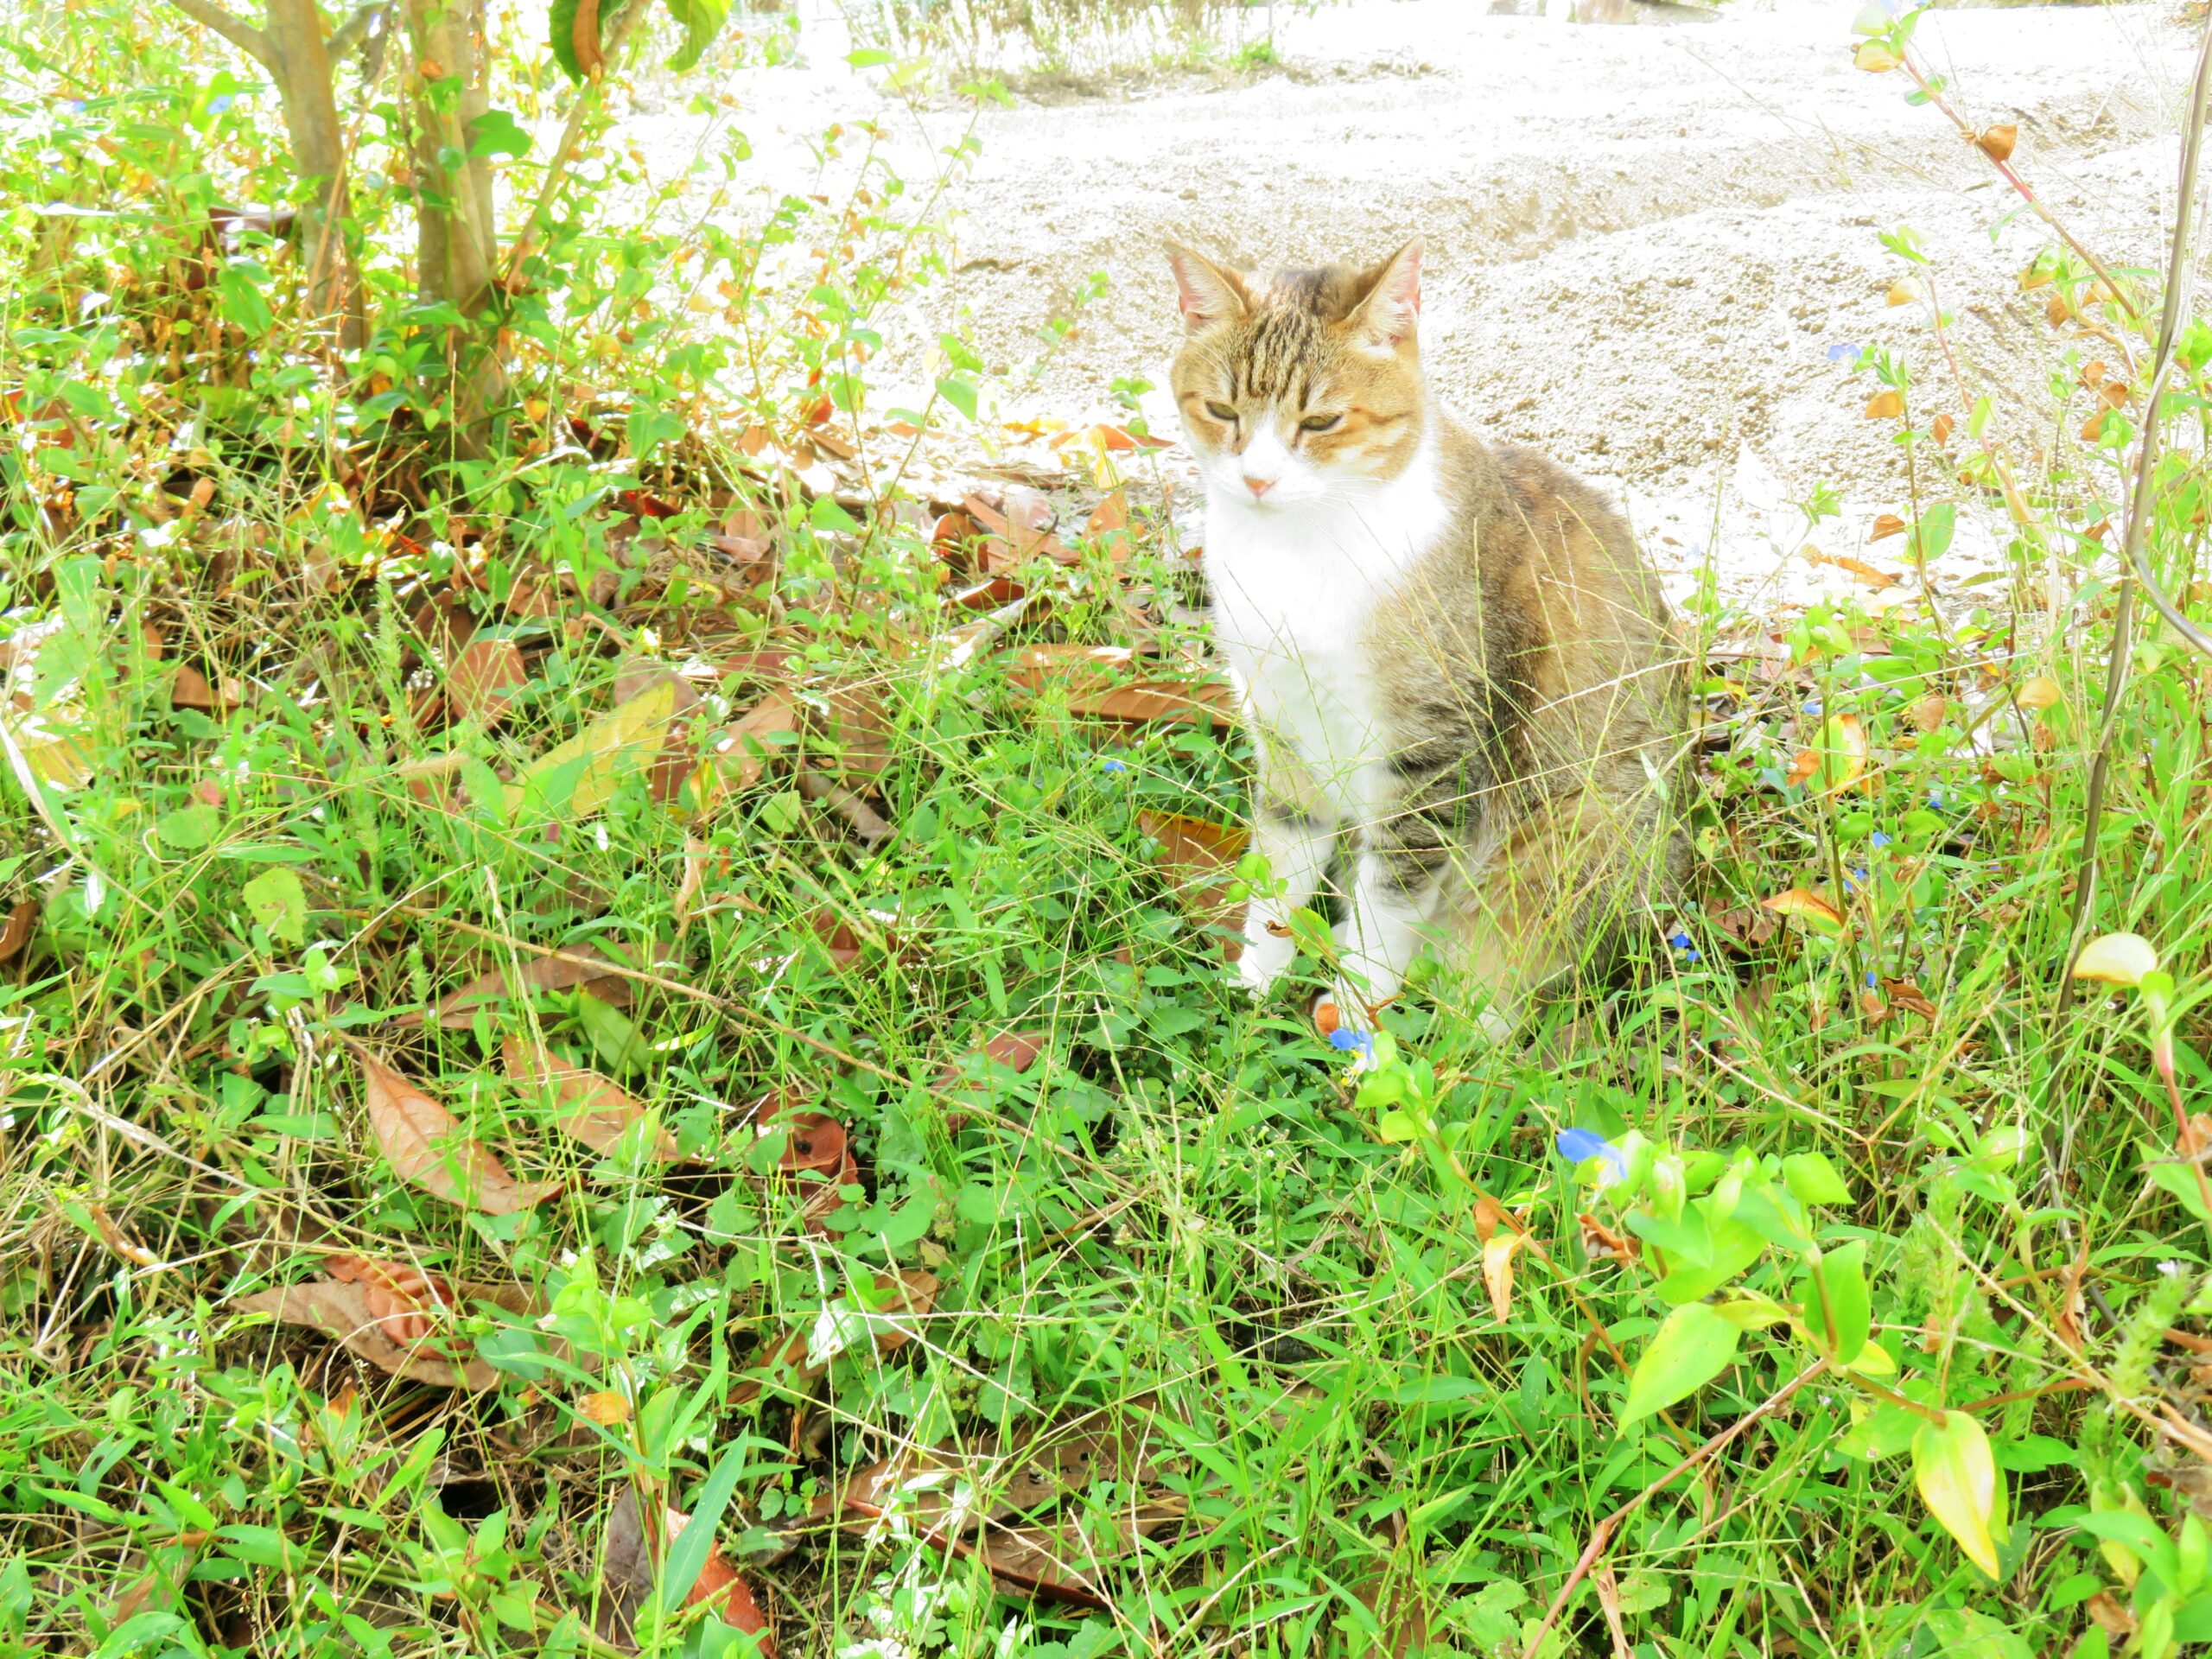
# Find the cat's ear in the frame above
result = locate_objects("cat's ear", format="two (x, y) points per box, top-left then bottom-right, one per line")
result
(1351, 238), (1423, 351)
(1166, 243), (1249, 334)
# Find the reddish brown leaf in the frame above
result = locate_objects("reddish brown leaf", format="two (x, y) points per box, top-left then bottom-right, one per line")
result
(448, 639), (527, 726)
(1579, 1213), (1639, 1264)
(1974, 123), (2017, 162)
(1762, 887), (1847, 928)
(348, 1039), (559, 1214)
(1085, 489), (1128, 538)
(0, 899), (33, 964)
(1907, 690), (1948, 733)
(505, 1035), (680, 1160)
(598, 1486), (777, 1655)
(749, 1090), (857, 1230)
(1140, 810), (1249, 959)
(571, 0), (604, 78)
(236, 1268), (539, 1390)
(1706, 901), (1781, 951)
(400, 942), (639, 1029)
(1880, 977), (1940, 1020)
(172, 662), (242, 712)
(1806, 546), (1900, 588)
(821, 680), (893, 785)
(709, 689), (802, 794)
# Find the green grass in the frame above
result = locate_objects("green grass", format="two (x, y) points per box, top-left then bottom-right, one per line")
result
(6, 3), (2212, 1658)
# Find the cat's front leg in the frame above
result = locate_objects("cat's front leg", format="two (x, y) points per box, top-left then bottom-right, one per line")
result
(1236, 797), (1334, 997)
(1328, 846), (1434, 1051)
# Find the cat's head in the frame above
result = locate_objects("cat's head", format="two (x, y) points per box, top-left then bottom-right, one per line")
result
(1165, 239), (1427, 512)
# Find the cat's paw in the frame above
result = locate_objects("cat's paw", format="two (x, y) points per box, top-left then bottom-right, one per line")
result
(1235, 926), (1296, 999)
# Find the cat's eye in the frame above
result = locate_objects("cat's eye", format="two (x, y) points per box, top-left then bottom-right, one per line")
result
(1205, 400), (1239, 423)
(1300, 413), (1342, 433)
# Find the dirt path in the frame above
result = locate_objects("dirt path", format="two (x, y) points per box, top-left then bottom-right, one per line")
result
(626, 0), (2197, 607)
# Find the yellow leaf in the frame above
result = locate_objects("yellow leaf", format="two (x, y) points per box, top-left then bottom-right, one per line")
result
(1912, 1410), (2000, 1579)
(1975, 124), (2017, 162)
(2015, 675), (2063, 711)
(1886, 277), (1927, 307)
(2072, 931), (2157, 988)
(505, 677), (679, 821)
(1763, 887), (1846, 929)
(581, 1389), (632, 1425)
(1, 711), (93, 791)
(1481, 1230), (1524, 1324)
(1865, 391), (1905, 420)
(1844, 1339), (1897, 1376)
(1854, 40), (1898, 71)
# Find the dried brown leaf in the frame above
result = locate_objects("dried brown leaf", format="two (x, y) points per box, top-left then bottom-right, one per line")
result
(402, 941), (639, 1029)
(0, 899), (34, 964)
(1140, 810), (1249, 957)
(236, 1270), (538, 1390)
(599, 1486), (777, 1654)
(349, 1040), (559, 1214)
(448, 639), (527, 726)
(505, 1034), (680, 1160)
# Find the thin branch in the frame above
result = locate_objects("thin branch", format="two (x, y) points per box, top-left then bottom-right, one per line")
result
(324, 0), (387, 60)
(2057, 14), (2212, 1016)
(162, 0), (278, 71)
(497, 0), (645, 289)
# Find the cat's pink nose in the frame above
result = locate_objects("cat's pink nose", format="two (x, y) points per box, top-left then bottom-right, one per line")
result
(1243, 474), (1274, 499)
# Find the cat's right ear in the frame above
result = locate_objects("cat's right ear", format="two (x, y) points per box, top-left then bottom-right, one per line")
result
(1166, 243), (1249, 334)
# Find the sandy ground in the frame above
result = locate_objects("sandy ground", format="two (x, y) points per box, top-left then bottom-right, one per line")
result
(622, 0), (2201, 610)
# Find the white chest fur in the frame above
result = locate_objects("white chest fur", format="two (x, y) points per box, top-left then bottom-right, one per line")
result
(1203, 441), (1452, 829)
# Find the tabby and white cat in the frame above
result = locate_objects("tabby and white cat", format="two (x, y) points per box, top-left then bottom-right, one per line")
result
(1166, 238), (1687, 1036)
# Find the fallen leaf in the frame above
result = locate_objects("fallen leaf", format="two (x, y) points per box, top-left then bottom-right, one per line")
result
(598, 1486), (777, 1655)
(400, 941), (640, 1029)
(505, 1035), (680, 1160)
(1807, 546), (1901, 587)
(0, 899), (33, 963)
(1707, 900), (1782, 951)
(171, 662), (240, 712)
(1762, 887), (1847, 929)
(506, 677), (681, 821)
(1908, 691), (1948, 733)
(348, 1039), (559, 1214)
(933, 1028), (1050, 1129)
(1881, 978), (1940, 1020)
(1140, 810), (1249, 957)
(821, 680), (894, 785)
(1085, 489), (1128, 538)
(237, 1268), (539, 1390)
(749, 1090), (857, 1230)
(581, 1390), (632, 1426)
(675, 836), (708, 934)
(448, 639), (527, 725)
(707, 689), (802, 796)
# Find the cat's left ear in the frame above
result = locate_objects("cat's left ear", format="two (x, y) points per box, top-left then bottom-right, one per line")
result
(1351, 238), (1423, 351)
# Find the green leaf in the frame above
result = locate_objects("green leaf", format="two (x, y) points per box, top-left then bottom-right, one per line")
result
(243, 868), (308, 945)
(576, 990), (650, 1073)
(467, 109), (532, 159)
(549, 0), (584, 79)
(936, 375), (979, 421)
(156, 803), (220, 849)
(663, 0), (730, 73)
(505, 677), (677, 822)
(659, 1440), (750, 1614)
(1814, 1240), (1871, 1363)
(1912, 1410), (2000, 1579)
(1781, 1151), (1851, 1206)
(1620, 1303), (1739, 1427)
(846, 46), (893, 67)
(1910, 502), (1956, 562)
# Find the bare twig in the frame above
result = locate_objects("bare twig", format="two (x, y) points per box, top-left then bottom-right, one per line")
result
(2057, 16), (2212, 1017)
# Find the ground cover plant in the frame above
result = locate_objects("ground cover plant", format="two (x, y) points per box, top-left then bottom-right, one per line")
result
(6, 1), (2212, 1655)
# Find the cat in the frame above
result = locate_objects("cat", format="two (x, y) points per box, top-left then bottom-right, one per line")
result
(1165, 237), (1688, 1039)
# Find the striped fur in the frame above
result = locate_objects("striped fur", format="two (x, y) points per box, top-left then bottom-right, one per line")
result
(1167, 238), (1688, 1034)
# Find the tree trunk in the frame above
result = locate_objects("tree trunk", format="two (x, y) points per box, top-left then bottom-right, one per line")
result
(162, 0), (364, 346)
(404, 0), (506, 443)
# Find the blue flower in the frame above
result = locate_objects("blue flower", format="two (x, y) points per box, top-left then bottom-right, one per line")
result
(1328, 1027), (1374, 1059)
(1870, 831), (1891, 849)
(1683, 948), (1701, 963)
(1669, 931), (1694, 950)
(1827, 341), (1860, 364)
(1098, 758), (1128, 776)
(1853, 867), (1869, 883)
(1866, 969), (1879, 987)
(1929, 789), (1945, 808)
(208, 93), (234, 114)
(1804, 699), (1823, 717)
(1557, 1127), (1630, 1185)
